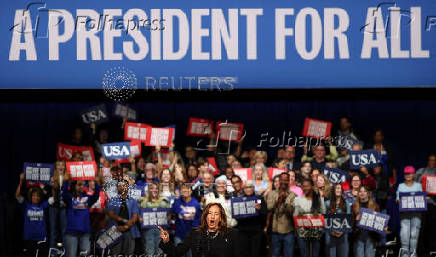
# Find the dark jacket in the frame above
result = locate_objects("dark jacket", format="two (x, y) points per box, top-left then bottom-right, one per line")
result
(160, 228), (240, 257)
(235, 195), (267, 232)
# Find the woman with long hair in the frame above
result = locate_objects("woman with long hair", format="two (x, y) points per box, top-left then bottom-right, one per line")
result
(159, 202), (239, 257)
(352, 186), (380, 257)
(252, 163), (271, 197)
(325, 183), (351, 257)
(140, 181), (170, 256)
(316, 174), (332, 200)
(293, 178), (326, 257)
(62, 174), (101, 257)
(49, 160), (67, 251)
(158, 168), (179, 206)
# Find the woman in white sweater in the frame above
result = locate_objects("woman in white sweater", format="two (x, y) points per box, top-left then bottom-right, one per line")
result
(293, 178), (326, 257)
(204, 175), (237, 227)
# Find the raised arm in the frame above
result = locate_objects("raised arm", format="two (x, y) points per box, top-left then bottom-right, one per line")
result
(159, 226), (192, 257)
(16, 173), (25, 200)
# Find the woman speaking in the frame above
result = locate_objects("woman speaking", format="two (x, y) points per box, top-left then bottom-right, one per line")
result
(158, 203), (240, 257)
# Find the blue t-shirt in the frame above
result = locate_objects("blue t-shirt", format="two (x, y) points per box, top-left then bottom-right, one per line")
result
(396, 182), (423, 201)
(172, 197), (201, 240)
(62, 182), (100, 235)
(21, 199), (49, 241)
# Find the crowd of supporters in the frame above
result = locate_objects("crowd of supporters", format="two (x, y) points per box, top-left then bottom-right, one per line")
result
(3, 116), (436, 257)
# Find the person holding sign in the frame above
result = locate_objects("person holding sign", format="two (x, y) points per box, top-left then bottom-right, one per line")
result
(15, 173), (50, 257)
(293, 178), (326, 257)
(396, 166), (423, 257)
(159, 202), (240, 257)
(140, 182), (170, 256)
(352, 186), (381, 257)
(106, 179), (140, 257)
(325, 183), (352, 257)
(236, 180), (267, 257)
(172, 183), (201, 257)
(61, 174), (101, 257)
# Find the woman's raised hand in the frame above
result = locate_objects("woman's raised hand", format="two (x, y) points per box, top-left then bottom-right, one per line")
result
(158, 226), (170, 243)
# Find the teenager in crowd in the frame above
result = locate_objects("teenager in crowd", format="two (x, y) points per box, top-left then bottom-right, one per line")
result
(289, 170), (303, 197)
(230, 175), (244, 197)
(159, 168), (179, 206)
(159, 203), (240, 257)
(172, 183), (201, 257)
(266, 172), (297, 257)
(396, 166), (422, 257)
(253, 163), (271, 197)
(316, 174), (331, 200)
(61, 174), (100, 257)
(294, 178), (326, 257)
(106, 179), (140, 256)
(299, 161), (313, 182)
(352, 186), (380, 257)
(415, 154), (436, 256)
(236, 180), (267, 257)
(140, 181), (170, 256)
(325, 183), (351, 257)
(204, 175), (237, 227)
(16, 173), (50, 257)
(312, 169), (321, 186)
(49, 160), (67, 252)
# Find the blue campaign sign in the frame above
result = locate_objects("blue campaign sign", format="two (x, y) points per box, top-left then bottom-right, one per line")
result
(2, 0), (436, 89)
(231, 196), (259, 219)
(23, 162), (54, 184)
(357, 208), (390, 235)
(129, 184), (144, 202)
(323, 167), (349, 184)
(399, 192), (427, 212)
(101, 142), (131, 160)
(324, 214), (352, 233)
(81, 104), (108, 125)
(349, 150), (380, 169)
(140, 208), (169, 228)
(96, 225), (124, 250)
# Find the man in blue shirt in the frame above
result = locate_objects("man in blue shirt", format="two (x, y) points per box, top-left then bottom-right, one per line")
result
(106, 179), (140, 256)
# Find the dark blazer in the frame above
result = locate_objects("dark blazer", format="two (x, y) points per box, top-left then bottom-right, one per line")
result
(160, 228), (240, 257)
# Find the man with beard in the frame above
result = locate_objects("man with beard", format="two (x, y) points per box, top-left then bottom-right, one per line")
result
(265, 172), (297, 257)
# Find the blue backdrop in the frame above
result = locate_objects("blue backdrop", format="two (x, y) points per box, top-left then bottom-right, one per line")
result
(1, 0), (436, 88)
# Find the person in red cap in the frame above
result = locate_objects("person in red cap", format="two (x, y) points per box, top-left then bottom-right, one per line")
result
(396, 166), (423, 257)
